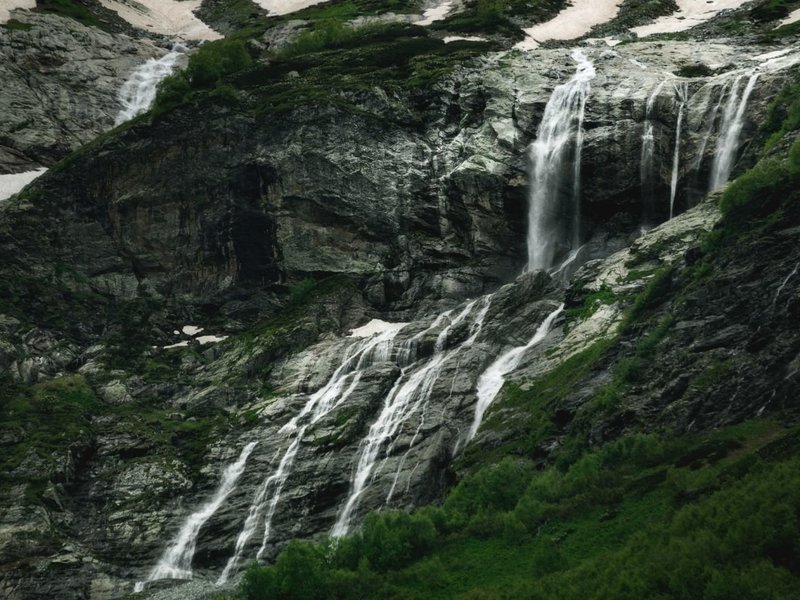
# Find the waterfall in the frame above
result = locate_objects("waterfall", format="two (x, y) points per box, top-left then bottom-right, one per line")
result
(772, 262), (800, 311)
(692, 81), (729, 173)
(641, 80), (668, 226)
(217, 325), (408, 584)
(709, 73), (759, 191)
(669, 82), (689, 219)
(331, 296), (492, 537)
(134, 441), (257, 592)
(115, 46), (186, 126)
(526, 49), (595, 272)
(467, 304), (563, 442)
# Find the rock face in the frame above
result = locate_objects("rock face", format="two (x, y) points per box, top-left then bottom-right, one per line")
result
(1, 9), (800, 599)
(1, 39), (794, 320)
(0, 11), (167, 173)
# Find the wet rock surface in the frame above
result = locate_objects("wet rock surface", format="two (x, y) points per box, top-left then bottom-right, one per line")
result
(0, 8), (799, 598)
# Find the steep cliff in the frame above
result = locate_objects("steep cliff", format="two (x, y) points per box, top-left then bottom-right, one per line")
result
(1, 0), (800, 598)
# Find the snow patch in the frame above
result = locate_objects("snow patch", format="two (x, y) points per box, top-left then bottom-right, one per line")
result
(444, 35), (487, 43)
(777, 7), (800, 28)
(349, 319), (408, 338)
(417, 1), (453, 26)
(197, 335), (229, 345)
(0, 1), (34, 23)
(251, 0), (326, 16)
(97, 0), (222, 41)
(182, 325), (204, 336)
(631, 0), (748, 38)
(0, 169), (47, 201)
(516, 0), (623, 50)
(163, 341), (190, 349)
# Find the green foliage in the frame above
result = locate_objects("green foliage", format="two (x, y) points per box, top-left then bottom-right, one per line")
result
(0, 19), (33, 31)
(762, 78), (800, 150)
(35, 0), (103, 28)
(564, 286), (617, 323)
(749, 0), (797, 22)
(188, 40), (253, 87)
(288, 277), (318, 306)
(152, 40), (252, 114)
(621, 265), (673, 331)
(444, 458), (533, 529)
(238, 421), (800, 600)
(719, 155), (800, 228)
(0, 374), (100, 501)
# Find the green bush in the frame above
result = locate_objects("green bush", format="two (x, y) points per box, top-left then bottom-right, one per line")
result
(187, 40), (253, 87)
(359, 511), (437, 571)
(762, 78), (800, 150)
(444, 458), (533, 528)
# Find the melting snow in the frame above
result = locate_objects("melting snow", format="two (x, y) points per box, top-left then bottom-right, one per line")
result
(349, 319), (408, 338)
(0, 0), (34, 23)
(777, 7), (800, 28)
(631, 0), (748, 38)
(444, 35), (487, 43)
(0, 168), (47, 202)
(163, 341), (190, 349)
(417, 1), (454, 26)
(197, 335), (229, 345)
(516, 0), (623, 50)
(97, 0), (221, 41)
(251, 0), (327, 15)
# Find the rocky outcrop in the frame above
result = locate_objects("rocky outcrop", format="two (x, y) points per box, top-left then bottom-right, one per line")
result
(1, 11), (800, 598)
(0, 11), (168, 173)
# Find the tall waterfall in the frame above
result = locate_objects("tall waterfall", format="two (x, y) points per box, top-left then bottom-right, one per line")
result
(467, 304), (563, 442)
(526, 49), (595, 272)
(115, 46), (186, 126)
(134, 441), (257, 592)
(669, 82), (689, 219)
(331, 296), (492, 537)
(709, 73), (759, 190)
(641, 80), (668, 226)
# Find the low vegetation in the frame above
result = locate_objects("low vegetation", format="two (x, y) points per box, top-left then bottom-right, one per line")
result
(235, 420), (800, 599)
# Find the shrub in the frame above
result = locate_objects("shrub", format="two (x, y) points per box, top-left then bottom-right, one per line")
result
(444, 458), (534, 529)
(187, 39), (253, 87)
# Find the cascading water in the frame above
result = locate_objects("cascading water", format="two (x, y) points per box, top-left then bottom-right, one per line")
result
(641, 80), (668, 226)
(709, 73), (759, 190)
(772, 262), (800, 310)
(115, 45), (186, 126)
(331, 296), (493, 537)
(217, 325), (407, 584)
(692, 81), (729, 174)
(669, 82), (689, 219)
(384, 297), (492, 503)
(134, 441), (257, 592)
(526, 49), (595, 272)
(467, 304), (563, 442)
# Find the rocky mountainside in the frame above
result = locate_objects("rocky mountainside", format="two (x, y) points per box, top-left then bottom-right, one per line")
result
(1, 0), (800, 598)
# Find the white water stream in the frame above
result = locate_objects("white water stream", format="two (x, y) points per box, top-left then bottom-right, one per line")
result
(115, 47), (186, 126)
(669, 82), (689, 219)
(527, 50), (595, 272)
(709, 73), (759, 190)
(135, 441), (257, 591)
(641, 80), (668, 225)
(331, 296), (492, 537)
(467, 304), (564, 442)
